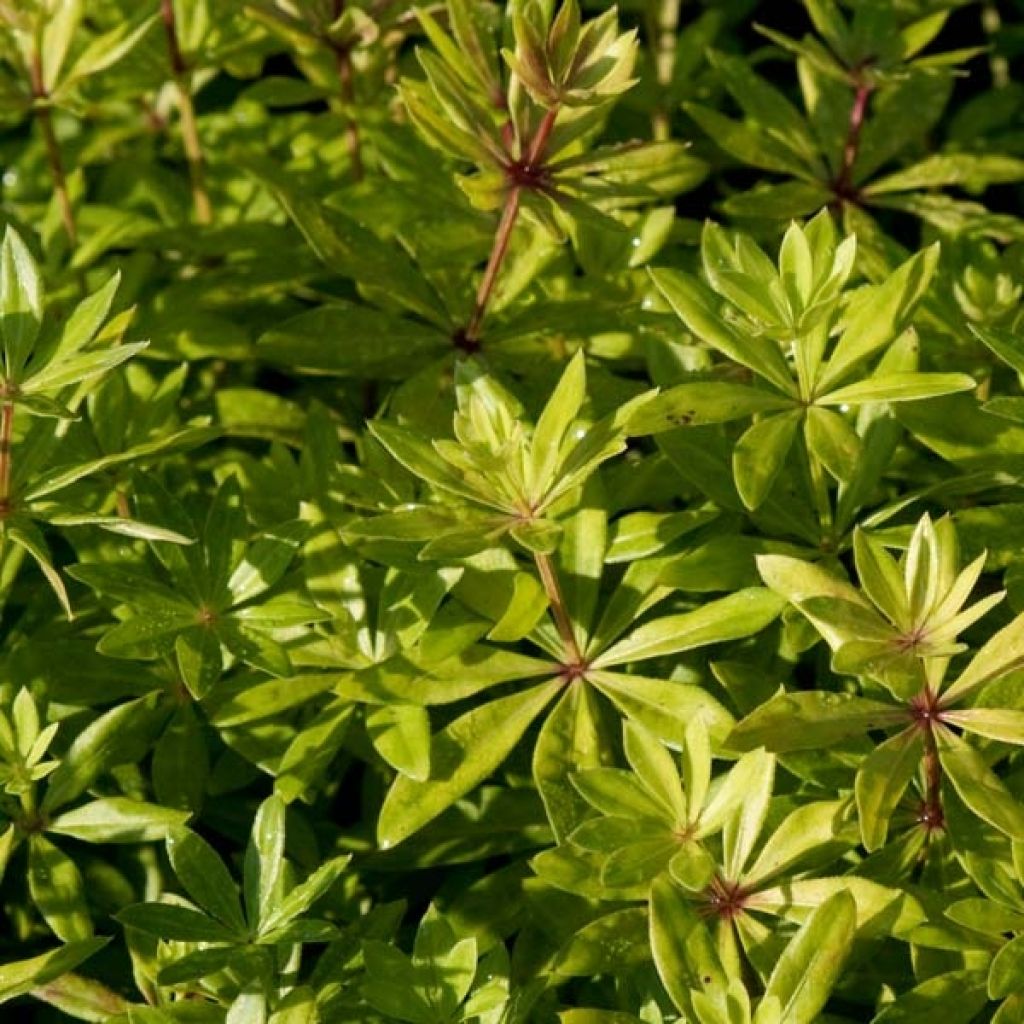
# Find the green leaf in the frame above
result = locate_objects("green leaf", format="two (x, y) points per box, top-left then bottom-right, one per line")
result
(95, 610), (197, 659)
(258, 303), (448, 379)
(534, 682), (608, 843)
(751, 876), (922, 936)
(592, 587), (784, 667)
(259, 855), (351, 936)
(588, 671), (735, 748)
(42, 697), (161, 813)
(363, 942), (430, 1023)
(629, 382), (794, 435)
(369, 422), (492, 506)
(707, 50), (824, 174)
(366, 704), (432, 782)
(864, 154), (1024, 195)
(58, 12), (157, 88)
(116, 903), (238, 943)
(47, 798), (189, 844)
(756, 553), (872, 649)
(649, 873), (725, 1016)
(623, 719), (685, 823)
(649, 269), (795, 394)
(970, 324), (1024, 376)
(872, 970), (989, 1022)
(165, 828), (246, 934)
(27, 835), (93, 942)
(937, 727), (1024, 841)
(942, 610), (1024, 706)
(377, 680), (561, 848)
(572, 769), (673, 822)
(553, 908), (650, 977)
(530, 351), (587, 496)
(244, 158), (447, 326)
(732, 410), (802, 510)
(760, 889), (855, 1024)
(22, 342), (148, 395)
(205, 674), (336, 728)
(0, 227), (44, 379)
(805, 406), (861, 482)
(818, 245), (940, 391)
(817, 373), (975, 406)
(855, 728), (924, 851)
(722, 749), (775, 878)
(0, 939), (109, 1006)
(728, 691), (903, 752)
(244, 795), (287, 931)
(744, 800), (853, 886)
(943, 709), (1024, 745)
(991, 936), (1024, 999)
(227, 520), (309, 606)
(7, 520), (72, 620)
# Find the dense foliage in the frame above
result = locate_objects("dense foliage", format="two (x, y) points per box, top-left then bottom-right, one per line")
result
(3, 0), (1024, 1021)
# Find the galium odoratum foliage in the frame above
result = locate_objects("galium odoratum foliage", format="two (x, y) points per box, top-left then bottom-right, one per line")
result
(0, 228), (189, 618)
(734, 514), (1024, 853)
(351, 353), (784, 848)
(4, 1), (1024, 1022)
(633, 213), (974, 540)
(405, 0), (705, 346)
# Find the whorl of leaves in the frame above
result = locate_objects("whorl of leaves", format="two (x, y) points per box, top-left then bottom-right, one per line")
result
(0, 1), (1023, 1022)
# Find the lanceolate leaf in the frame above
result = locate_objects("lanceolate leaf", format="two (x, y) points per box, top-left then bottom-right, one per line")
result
(855, 728), (924, 851)
(592, 588), (784, 667)
(937, 727), (1024, 841)
(728, 691), (903, 753)
(759, 889), (855, 1024)
(649, 874), (726, 1016)
(377, 680), (561, 847)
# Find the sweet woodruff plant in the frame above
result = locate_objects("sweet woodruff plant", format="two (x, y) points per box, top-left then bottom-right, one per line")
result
(0, 0), (1023, 1022)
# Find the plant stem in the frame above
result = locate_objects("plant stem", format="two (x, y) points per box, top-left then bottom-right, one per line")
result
(534, 550), (583, 667)
(329, 0), (364, 181)
(833, 73), (872, 203)
(465, 188), (522, 343)
(333, 44), (364, 181)
(465, 107), (559, 344)
(647, 0), (680, 140)
(28, 54), (77, 248)
(0, 399), (15, 509)
(921, 723), (944, 833)
(161, 0), (213, 225)
(805, 447), (834, 550)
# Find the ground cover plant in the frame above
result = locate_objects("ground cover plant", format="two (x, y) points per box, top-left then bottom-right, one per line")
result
(4, 0), (1024, 1020)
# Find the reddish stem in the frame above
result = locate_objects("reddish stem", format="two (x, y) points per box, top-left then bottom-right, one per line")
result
(161, 0), (213, 224)
(333, 45), (364, 181)
(910, 689), (945, 834)
(535, 550), (583, 668)
(0, 400), (15, 509)
(28, 54), (77, 248)
(466, 187), (522, 343)
(464, 107), (559, 344)
(921, 726), (944, 832)
(329, 0), (363, 179)
(527, 106), (558, 166)
(834, 76), (872, 203)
